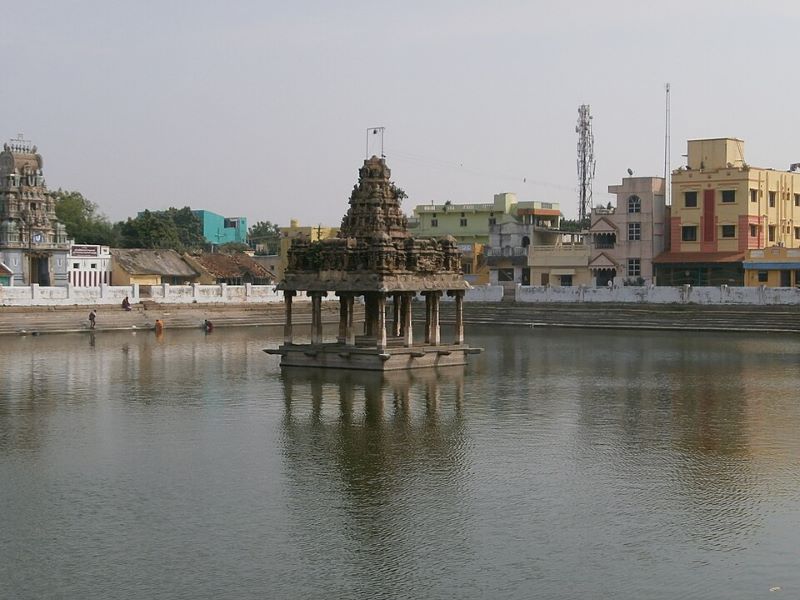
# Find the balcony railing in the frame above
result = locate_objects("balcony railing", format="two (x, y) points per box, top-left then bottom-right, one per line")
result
(530, 244), (589, 254)
(485, 247), (528, 257)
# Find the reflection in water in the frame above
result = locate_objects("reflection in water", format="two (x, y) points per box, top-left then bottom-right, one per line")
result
(1, 327), (800, 599)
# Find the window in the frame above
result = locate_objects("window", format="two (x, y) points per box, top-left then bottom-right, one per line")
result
(721, 190), (736, 203)
(488, 217), (496, 226)
(682, 226), (697, 242)
(560, 275), (573, 286)
(459, 218), (468, 227)
(769, 191), (776, 207)
(72, 262), (80, 269)
(721, 225), (736, 238)
(795, 226), (800, 240)
(684, 191), (697, 208)
(758, 271), (768, 283)
(794, 194), (800, 207)
(498, 268), (515, 282)
(521, 236), (530, 248)
(430, 219), (438, 227)
(462, 261), (472, 274)
(542, 202), (553, 209)
(750, 224), (759, 237)
(628, 222), (641, 241)
(627, 258), (641, 277)
(90, 263), (97, 269)
(628, 195), (641, 213)
(460, 212), (465, 217)
(769, 225), (776, 242)
(750, 189), (758, 203)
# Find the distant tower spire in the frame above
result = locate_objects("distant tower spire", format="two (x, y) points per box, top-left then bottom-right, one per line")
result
(576, 105), (595, 225)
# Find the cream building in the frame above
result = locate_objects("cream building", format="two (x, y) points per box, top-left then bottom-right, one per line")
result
(655, 138), (800, 286)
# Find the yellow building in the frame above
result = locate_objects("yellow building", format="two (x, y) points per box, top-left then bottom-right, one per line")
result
(743, 246), (800, 287)
(276, 219), (339, 280)
(655, 138), (800, 285)
(529, 236), (592, 287)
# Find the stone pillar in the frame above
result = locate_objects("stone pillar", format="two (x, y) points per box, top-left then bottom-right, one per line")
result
(376, 293), (387, 351)
(283, 290), (296, 344)
(431, 291), (441, 346)
(402, 292), (413, 347)
(450, 290), (465, 345)
(346, 295), (356, 346)
(337, 293), (349, 343)
(424, 292), (432, 344)
(399, 294), (409, 337)
(310, 292), (326, 344)
(391, 293), (401, 337)
(364, 292), (374, 336)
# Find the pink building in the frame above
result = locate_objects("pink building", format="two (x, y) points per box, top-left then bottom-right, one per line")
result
(588, 176), (667, 286)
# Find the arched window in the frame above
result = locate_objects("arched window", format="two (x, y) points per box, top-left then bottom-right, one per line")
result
(628, 195), (641, 213)
(521, 235), (530, 248)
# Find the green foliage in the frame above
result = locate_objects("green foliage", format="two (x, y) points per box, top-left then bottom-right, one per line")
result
(218, 242), (250, 254)
(559, 218), (588, 232)
(248, 221), (281, 254)
(53, 189), (119, 246)
(116, 208), (205, 252)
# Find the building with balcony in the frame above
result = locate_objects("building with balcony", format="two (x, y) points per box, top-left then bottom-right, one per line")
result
(485, 216), (566, 286)
(654, 138), (800, 286)
(587, 176), (667, 286)
(528, 236), (591, 287)
(413, 193), (561, 285)
(0, 138), (70, 285)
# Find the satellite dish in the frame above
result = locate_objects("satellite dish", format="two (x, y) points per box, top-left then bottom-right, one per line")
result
(627, 168), (633, 176)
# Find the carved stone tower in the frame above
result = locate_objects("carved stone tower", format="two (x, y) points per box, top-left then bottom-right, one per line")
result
(267, 156), (481, 371)
(0, 139), (70, 285)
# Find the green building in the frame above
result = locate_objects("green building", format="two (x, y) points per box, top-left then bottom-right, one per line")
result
(411, 193), (560, 244)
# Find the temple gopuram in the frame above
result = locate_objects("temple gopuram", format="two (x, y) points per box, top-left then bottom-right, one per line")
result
(266, 156), (481, 371)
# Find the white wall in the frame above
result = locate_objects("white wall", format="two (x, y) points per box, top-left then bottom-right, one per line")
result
(0, 283), (306, 307)
(515, 284), (800, 305)
(5, 282), (799, 307)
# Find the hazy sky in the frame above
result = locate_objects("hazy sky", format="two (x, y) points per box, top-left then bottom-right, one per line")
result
(3, 1), (800, 226)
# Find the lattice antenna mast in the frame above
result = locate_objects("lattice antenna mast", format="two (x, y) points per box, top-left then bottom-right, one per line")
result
(664, 83), (671, 206)
(576, 105), (595, 225)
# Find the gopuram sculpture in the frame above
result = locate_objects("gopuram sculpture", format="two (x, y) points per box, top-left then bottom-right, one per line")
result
(265, 156), (481, 370)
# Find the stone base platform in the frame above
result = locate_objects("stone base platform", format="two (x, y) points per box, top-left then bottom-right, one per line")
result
(264, 342), (482, 371)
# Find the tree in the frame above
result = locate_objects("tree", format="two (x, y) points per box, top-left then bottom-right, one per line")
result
(164, 207), (205, 251)
(248, 221), (281, 254)
(117, 210), (183, 250)
(115, 207), (205, 252)
(53, 189), (119, 246)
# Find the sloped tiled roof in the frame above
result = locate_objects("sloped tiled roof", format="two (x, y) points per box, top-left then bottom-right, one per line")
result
(111, 248), (198, 276)
(589, 216), (618, 233)
(189, 252), (272, 279)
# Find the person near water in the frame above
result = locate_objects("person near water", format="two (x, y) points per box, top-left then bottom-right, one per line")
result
(89, 310), (97, 329)
(122, 296), (132, 311)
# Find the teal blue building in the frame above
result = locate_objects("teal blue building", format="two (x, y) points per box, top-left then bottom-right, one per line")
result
(192, 210), (248, 245)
